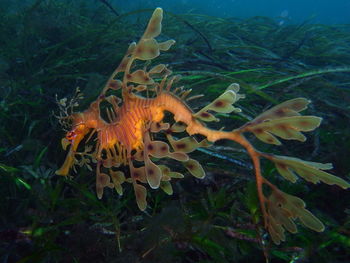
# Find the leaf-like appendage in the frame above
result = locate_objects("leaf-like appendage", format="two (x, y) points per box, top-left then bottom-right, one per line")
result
(150, 122), (170, 132)
(127, 70), (154, 85)
(169, 152), (189, 162)
(134, 38), (160, 60)
(167, 134), (210, 153)
(252, 98), (310, 123)
(183, 158), (205, 179)
(134, 183), (147, 211)
(110, 170), (125, 195)
(107, 79), (123, 91)
(115, 42), (136, 72)
(270, 155), (350, 189)
(96, 172), (114, 199)
(147, 140), (171, 158)
(61, 138), (70, 150)
(247, 116), (322, 145)
(158, 40), (176, 51)
(133, 85), (147, 93)
(169, 122), (186, 133)
(131, 166), (147, 184)
(146, 138), (189, 161)
(194, 83), (243, 122)
(116, 55), (132, 73)
(160, 181), (173, 195)
(238, 98), (314, 141)
(169, 172), (184, 178)
(144, 156), (162, 189)
(142, 8), (163, 39)
(194, 111), (218, 122)
(266, 189), (324, 245)
(126, 42), (137, 55)
(159, 164), (184, 179)
(149, 64), (166, 74)
(207, 91), (241, 113)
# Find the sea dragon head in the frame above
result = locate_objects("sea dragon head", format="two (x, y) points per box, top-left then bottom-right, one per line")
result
(56, 102), (100, 176)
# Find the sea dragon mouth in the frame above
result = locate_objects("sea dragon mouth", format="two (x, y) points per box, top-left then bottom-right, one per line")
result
(56, 123), (89, 176)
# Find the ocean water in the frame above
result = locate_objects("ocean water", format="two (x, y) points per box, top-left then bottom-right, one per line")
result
(116, 0), (350, 24)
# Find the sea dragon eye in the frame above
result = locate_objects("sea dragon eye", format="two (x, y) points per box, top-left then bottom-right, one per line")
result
(66, 131), (76, 141)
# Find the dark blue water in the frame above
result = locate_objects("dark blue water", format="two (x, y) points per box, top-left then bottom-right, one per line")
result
(115, 0), (350, 24)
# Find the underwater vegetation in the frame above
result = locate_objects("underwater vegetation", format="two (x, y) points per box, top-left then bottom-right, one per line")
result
(1, 1), (350, 262)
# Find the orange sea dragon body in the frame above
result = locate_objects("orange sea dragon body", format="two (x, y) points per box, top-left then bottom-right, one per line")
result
(56, 8), (349, 244)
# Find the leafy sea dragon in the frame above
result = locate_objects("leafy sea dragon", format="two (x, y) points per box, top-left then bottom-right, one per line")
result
(56, 8), (349, 244)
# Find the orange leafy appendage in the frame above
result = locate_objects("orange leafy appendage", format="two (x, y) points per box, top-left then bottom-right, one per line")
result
(56, 8), (349, 244)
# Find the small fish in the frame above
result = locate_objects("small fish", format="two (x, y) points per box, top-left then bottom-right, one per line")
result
(277, 9), (291, 26)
